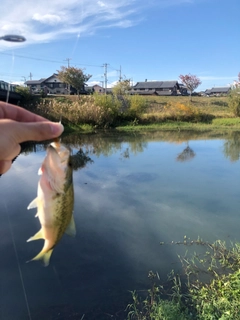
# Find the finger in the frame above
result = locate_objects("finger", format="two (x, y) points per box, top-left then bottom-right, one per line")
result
(3, 143), (21, 161)
(0, 160), (12, 174)
(13, 121), (64, 143)
(0, 102), (48, 122)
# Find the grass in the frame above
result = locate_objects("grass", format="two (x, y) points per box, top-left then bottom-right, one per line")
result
(21, 94), (240, 132)
(116, 119), (240, 132)
(126, 238), (240, 320)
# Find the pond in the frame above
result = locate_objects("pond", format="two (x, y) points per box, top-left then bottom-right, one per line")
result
(1, 130), (240, 319)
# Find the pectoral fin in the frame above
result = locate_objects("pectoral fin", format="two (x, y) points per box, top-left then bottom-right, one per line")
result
(27, 197), (38, 210)
(27, 229), (44, 242)
(65, 215), (76, 237)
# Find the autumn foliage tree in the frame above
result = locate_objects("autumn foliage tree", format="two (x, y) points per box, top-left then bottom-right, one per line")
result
(112, 79), (131, 96)
(233, 72), (240, 87)
(229, 72), (240, 116)
(179, 73), (202, 100)
(57, 66), (91, 95)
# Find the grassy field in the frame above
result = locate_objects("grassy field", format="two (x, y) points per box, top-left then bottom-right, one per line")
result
(23, 94), (240, 132)
(144, 95), (231, 117)
(118, 95), (240, 131)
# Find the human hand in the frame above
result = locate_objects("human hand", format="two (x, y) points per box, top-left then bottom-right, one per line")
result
(0, 101), (64, 174)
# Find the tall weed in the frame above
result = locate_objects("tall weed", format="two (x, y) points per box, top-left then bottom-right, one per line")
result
(228, 88), (240, 117)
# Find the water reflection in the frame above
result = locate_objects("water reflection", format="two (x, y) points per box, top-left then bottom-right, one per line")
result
(222, 131), (240, 162)
(20, 141), (93, 171)
(18, 130), (240, 164)
(176, 144), (195, 162)
(1, 129), (240, 319)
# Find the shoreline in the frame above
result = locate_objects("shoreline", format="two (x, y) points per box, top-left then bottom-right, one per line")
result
(63, 118), (240, 134)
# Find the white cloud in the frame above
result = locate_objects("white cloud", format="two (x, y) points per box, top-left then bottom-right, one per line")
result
(87, 80), (118, 88)
(87, 81), (101, 86)
(0, 0), (138, 48)
(32, 13), (62, 25)
(97, 1), (106, 7)
(0, 0), (198, 49)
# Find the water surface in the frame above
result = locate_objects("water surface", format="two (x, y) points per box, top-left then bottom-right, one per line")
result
(1, 130), (240, 319)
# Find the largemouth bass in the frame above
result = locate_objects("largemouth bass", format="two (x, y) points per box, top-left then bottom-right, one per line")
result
(27, 140), (75, 266)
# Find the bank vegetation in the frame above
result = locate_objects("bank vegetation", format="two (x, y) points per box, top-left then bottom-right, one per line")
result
(20, 87), (240, 132)
(126, 238), (240, 320)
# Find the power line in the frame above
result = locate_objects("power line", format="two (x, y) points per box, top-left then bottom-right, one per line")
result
(0, 51), (102, 68)
(0, 51), (62, 63)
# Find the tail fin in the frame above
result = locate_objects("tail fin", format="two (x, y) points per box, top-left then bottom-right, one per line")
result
(27, 249), (53, 267)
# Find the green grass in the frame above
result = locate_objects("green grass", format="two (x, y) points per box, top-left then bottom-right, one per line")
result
(116, 119), (240, 132)
(63, 123), (95, 133)
(126, 239), (240, 320)
(212, 118), (240, 126)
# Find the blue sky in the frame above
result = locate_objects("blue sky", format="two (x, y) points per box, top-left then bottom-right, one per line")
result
(0, 0), (239, 91)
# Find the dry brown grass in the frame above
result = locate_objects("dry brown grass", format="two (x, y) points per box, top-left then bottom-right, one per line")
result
(24, 94), (233, 129)
(144, 95), (231, 118)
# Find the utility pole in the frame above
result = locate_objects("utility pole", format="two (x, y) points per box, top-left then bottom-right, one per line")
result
(64, 58), (72, 94)
(103, 63), (109, 94)
(119, 65), (122, 82)
(29, 72), (32, 80)
(64, 58), (71, 67)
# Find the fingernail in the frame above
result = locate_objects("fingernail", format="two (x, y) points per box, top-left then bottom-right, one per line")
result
(50, 123), (64, 135)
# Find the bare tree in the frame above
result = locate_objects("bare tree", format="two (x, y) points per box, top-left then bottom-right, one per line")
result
(179, 74), (202, 101)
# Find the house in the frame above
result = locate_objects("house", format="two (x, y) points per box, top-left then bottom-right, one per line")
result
(25, 74), (67, 94)
(178, 84), (188, 96)
(205, 87), (231, 96)
(25, 73), (86, 95)
(85, 84), (103, 94)
(130, 80), (183, 96)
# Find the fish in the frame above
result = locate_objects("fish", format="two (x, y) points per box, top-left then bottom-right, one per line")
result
(27, 140), (75, 266)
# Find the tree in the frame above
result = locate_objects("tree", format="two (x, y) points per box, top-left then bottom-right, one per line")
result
(228, 87), (240, 116)
(179, 73), (202, 101)
(57, 66), (92, 95)
(112, 79), (131, 96)
(233, 72), (240, 88)
(15, 85), (32, 102)
(176, 144), (195, 162)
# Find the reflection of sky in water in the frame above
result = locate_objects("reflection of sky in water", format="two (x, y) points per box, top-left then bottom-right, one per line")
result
(1, 134), (240, 318)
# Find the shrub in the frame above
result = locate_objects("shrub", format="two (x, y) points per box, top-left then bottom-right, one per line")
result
(34, 94), (124, 128)
(128, 95), (147, 115)
(127, 239), (240, 320)
(165, 102), (202, 122)
(228, 88), (240, 117)
(15, 86), (32, 102)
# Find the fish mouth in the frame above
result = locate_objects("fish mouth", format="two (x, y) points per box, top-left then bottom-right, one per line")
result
(47, 144), (60, 159)
(47, 144), (59, 154)
(47, 143), (70, 164)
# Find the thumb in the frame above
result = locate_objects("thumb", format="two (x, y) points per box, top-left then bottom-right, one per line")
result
(0, 160), (12, 174)
(14, 121), (64, 143)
